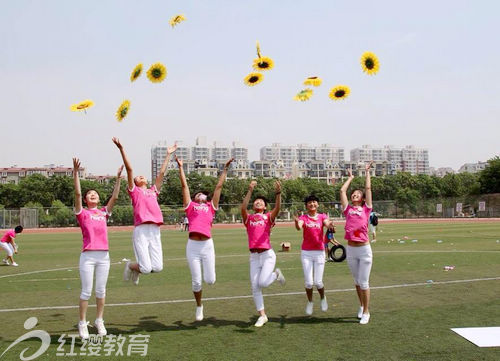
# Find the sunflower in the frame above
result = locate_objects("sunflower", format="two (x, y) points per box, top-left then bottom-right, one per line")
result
(115, 100), (131, 122)
(293, 89), (313, 102)
(70, 99), (94, 112)
(169, 14), (186, 27)
(130, 63), (143, 82)
(147, 63), (167, 83)
(329, 85), (350, 101)
(244, 72), (264, 86)
(303, 76), (322, 87)
(360, 51), (380, 75)
(252, 56), (274, 71)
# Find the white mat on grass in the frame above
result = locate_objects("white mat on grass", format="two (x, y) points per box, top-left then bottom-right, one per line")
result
(451, 327), (500, 347)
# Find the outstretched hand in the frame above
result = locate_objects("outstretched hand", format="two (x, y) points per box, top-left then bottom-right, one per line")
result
(167, 143), (178, 154)
(112, 137), (123, 149)
(224, 158), (235, 169)
(275, 180), (281, 193)
(347, 167), (353, 177)
(249, 180), (257, 190)
(72, 158), (81, 171)
(175, 155), (183, 167)
(365, 161), (373, 171)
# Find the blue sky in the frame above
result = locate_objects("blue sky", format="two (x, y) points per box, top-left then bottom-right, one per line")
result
(1, 0), (499, 177)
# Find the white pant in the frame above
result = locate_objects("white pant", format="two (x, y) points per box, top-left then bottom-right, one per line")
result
(186, 238), (216, 292)
(0, 242), (14, 256)
(133, 224), (163, 274)
(79, 251), (110, 300)
(346, 244), (373, 290)
(250, 250), (278, 311)
(301, 250), (325, 289)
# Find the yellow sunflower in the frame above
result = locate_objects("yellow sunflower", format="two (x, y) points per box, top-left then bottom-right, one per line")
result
(303, 76), (322, 87)
(360, 51), (380, 75)
(70, 99), (94, 112)
(130, 63), (143, 82)
(252, 56), (274, 71)
(244, 72), (264, 86)
(169, 14), (186, 27)
(293, 89), (313, 102)
(147, 63), (167, 83)
(329, 85), (350, 101)
(116, 100), (131, 122)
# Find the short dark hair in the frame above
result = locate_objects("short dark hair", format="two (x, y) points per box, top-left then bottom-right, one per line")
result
(14, 225), (23, 233)
(253, 196), (269, 207)
(304, 195), (320, 205)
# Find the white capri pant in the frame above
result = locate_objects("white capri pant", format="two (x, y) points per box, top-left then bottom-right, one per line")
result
(0, 242), (15, 256)
(186, 238), (216, 292)
(133, 224), (163, 274)
(346, 244), (373, 290)
(250, 249), (278, 311)
(79, 251), (110, 300)
(301, 250), (326, 290)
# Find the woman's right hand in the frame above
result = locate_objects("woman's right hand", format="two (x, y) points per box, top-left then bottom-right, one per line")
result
(112, 137), (122, 149)
(72, 158), (80, 171)
(175, 155), (183, 167)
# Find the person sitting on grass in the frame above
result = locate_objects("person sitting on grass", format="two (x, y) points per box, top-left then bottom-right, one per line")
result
(1, 225), (23, 267)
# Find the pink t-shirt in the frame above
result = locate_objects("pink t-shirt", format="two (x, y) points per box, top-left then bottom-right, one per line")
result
(75, 207), (110, 252)
(185, 201), (216, 238)
(300, 213), (329, 251)
(128, 185), (164, 226)
(1, 230), (16, 243)
(343, 204), (372, 242)
(245, 212), (273, 250)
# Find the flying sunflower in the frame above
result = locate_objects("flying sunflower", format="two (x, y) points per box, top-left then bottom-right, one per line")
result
(360, 51), (380, 75)
(169, 14), (186, 27)
(244, 72), (264, 86)
(253, 56), (274, 71)
(293, 89), (313, 102)
(116, 100), (131, 122)
(329, 85), (350, 101)
(70, 99), (94, 112)
(130, 63), (143, 82)
(147, 63), (167, 83)
(303, 76), (322, 87)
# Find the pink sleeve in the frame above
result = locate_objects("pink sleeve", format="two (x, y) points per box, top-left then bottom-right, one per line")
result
(184, 201), (193, 214)
(343, 205), (351, 216)
(152, 185), (160, 194)
(127, 185), (137, 200)
(267, 212), (275, 228)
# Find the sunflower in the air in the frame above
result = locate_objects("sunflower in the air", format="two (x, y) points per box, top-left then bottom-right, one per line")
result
(253, 56), (274, 71)
(147, 63), (167, 83)
(244, 72), (264, 86)
(70, 99), (94, 112)
(329, 85), (350, 101)
(360, 51), (380, 75)
(303, 77), (322, 87)
(116, 100), (131, 122)
(130, 63), (143, 82)
(293, 89), (313, 102)
(169, 14), (186, 27)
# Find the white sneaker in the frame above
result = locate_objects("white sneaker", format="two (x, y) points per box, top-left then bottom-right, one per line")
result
(360, 313), (370, 325)
(2, 258), (9, 265)
(11, 262), (18, 267)
(275, 268), (286, 286)
(123, 261), (132, 281)
(254, 315), (268, 327)
(321, 297), (328, 312)
(131, 270), (140, 285)
(78, 321), (89, 339)
(357, 306), (364, 319)
(94, 319), (107, 336)
(195, 305), (204, 321)
(305, 301), (313, 315)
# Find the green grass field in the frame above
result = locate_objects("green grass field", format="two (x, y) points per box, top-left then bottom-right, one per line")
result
(1, 221), (499, 361)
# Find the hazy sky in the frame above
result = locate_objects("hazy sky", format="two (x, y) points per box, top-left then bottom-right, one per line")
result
(1, 0), (499, 178)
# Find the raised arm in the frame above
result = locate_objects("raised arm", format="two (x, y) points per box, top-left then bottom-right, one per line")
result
(112, 137), (134, 190)
(176, 156), (191, 208)
(340, 168), (354, 210)
(106, 165), (124, 213)
(155, 143), (178, 191)
(73, 158), (83, 214)
(270, 180), (281, 222)
(241, 180), (256, 224)
(212, 158), (234, 209)
(364, 161), (373, 208)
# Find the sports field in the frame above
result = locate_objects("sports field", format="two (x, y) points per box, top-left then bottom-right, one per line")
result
(1, 220), (499, 361)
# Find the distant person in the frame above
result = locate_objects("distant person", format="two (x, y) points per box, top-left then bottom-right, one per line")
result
(340, 161), (374, 325)
(113, 137), (177, 285)
(241, 180), (285, 327)
(369, 211), (379, 243)
(1, 225), (23, 266)
(73, 158), (123, 339)
(324, 225), (339, 261)
(176, 155), (234, 321)
(183, 216), (189, 231)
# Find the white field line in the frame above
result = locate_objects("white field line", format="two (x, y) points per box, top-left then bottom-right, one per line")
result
(0, 277), (498, 313)
(0, 262), (122, 279)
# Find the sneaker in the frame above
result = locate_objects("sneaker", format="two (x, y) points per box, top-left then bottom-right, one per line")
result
(254, 315), (268, 327)
(305, 301), (313, 315)
(131, 270), (140, 285)
(360, 313), (370, 325)
(2, 258), (9, 265)
(321, 297), (328, 312)
(195, 305), (204, 321)
(11, 262), (18, 267)
(275, 268), (286, 286)
(123, 261), (132, 281)
(357, 306), (364, 319)
(78, 321), (89, 339)
(94, 319), (107, 336)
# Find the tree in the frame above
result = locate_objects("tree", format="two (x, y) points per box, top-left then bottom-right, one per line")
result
(18, 174), (54, 207)
(479, 156), (500, 194)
